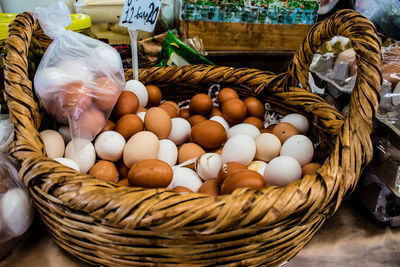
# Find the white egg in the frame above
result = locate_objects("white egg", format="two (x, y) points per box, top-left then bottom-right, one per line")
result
(56, 59), (92, 82)
(195, 153), (222, 181)
(35, 67), (68, 89)
(254, 133), (281, 162)
(210, 116), (230, 132)
(124, 80), (148, 107)
(54, 157), (80, 172)
(247, 160), (268, 176)
(168, 118), (191, 145)
(280, 135), (314, 166)
(227, 123), (260, 139)
(94, 46), (122, 73)
(1, 188), (33, 236)
(168, 167), (203, 192)
(95, 131), (126, 161)
(281, 113), (309, 135)
(137, 111), (146, 122)
(58, 125), (71, 144)
(263, 156), (302, 186)
(222, 134), (256, 166)
(65, 141), (96, 173)
(157, 139), (178, 166)
(40, 129), (65, 159)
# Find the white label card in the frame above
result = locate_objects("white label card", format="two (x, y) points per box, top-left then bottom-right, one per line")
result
(119, 0), (162, 32)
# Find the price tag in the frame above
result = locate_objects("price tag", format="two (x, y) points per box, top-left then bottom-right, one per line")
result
(119, 0), (161, 80)
(119, 0), (162, 32)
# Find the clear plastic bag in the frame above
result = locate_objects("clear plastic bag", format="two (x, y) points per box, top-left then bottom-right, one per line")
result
(356, 0), (400, 40)
(0, 116), (34, 259)
(33, 1), (125, 149)
(356, 118), (400, 227)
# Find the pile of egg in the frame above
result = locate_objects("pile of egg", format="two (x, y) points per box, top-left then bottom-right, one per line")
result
(40, 81), (322, 196)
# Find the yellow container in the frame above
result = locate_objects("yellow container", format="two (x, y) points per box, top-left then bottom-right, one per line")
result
(66, 13), (92, 35)
(0, 13), (92, 39)
(0, 14), (16, 113)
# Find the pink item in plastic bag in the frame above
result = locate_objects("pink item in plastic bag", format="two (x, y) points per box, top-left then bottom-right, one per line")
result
(33, 1), (125, 148)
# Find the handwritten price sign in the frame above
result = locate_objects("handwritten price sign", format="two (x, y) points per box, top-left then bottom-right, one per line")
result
(119, 0), (161, 80)
(119, 0), (162, 32)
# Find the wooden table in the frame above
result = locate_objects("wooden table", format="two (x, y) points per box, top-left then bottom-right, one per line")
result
(2, 198), (399, 266)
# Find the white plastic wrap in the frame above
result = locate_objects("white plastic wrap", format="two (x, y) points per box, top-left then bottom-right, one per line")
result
(33, 1), (125, 149)
(0, 116), (34, 259)
(309, 37), (356, 95)
(0, 115), (14, 154)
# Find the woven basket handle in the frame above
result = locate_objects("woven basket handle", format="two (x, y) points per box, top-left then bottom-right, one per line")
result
(285, 9), (382, 94)
(287, 10), (382, 211)
(4, 13), (51, 162)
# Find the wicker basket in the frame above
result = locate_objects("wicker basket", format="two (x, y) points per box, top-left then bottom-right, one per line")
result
(4, 10), (381, 266)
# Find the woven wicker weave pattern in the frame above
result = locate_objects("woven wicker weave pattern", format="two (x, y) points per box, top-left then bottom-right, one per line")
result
(3, 10), (381, 266)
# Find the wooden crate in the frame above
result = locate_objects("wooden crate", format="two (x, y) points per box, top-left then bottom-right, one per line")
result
(180, 20), (312, 53)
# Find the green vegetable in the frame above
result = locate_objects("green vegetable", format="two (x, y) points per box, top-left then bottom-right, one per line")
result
(157, 31), (214, 67)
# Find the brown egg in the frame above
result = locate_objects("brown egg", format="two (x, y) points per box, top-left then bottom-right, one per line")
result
(272, 122), (299, 144)
(210, 107), (223, 118)
(244, 97), (265, 119)
(112, 91), (139, 118)
(117, 160), (130, 180)
(115, 114), (143, 140)
(209, 147), (223, 155)
(222, 98), (247, 125)
(217, 161), (247, 187)
(198, 180), (219, 196)
(261, 124), (276, 133)
(191, 120), (227, 149)
(93, 76), (120, 111)
(123, 131), (159, 168)
(221, 169), (266, 194)
(144, 107), (172, 139)
(48, 82), (92, 124)
(137, 106), (147, 113)
(173, 186), (193, 194)
(89, 160), (119, 183)
(63, 81), (92, 113)
(128, 159), (173, 188)
(243, 116), (264, 129)
(187, 114), (207, 127)
(46, 99), (64, 123)
(163, 101), (180, 114)
(78, 108), (106, 138)
(145, 85), (162, 107)
(217, 88), (238, 105)
(189, 94), (213, 116)
(100, 120), (116, 133)
(159, 102), (179, 118)
(178, 143), (206, 170)
(117, 178), (130, 186)
(179, 108), (191, 119)
(302, 163), (322, 176)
